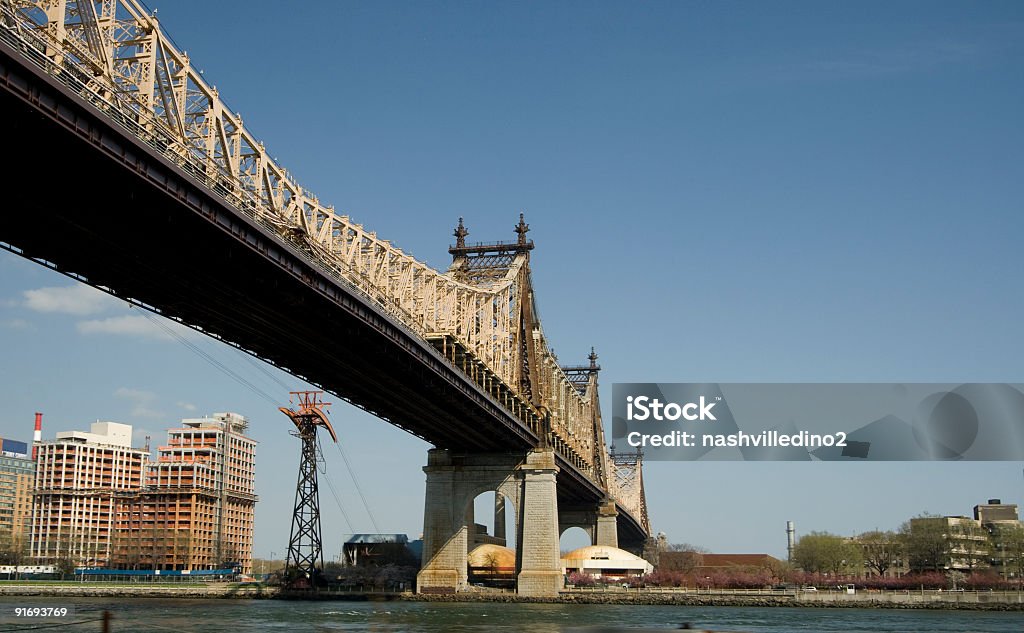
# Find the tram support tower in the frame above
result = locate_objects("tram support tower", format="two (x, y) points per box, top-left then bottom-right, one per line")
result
(279, 391), (338, 589)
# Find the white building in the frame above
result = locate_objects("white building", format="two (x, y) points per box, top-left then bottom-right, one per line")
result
(30, 422), (147, 567)
(561, 545), (654, 580)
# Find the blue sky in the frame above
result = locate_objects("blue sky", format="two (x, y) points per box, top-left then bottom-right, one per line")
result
(2, 0), (1023, 560)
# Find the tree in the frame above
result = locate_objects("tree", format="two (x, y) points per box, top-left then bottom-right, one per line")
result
(949, 521), (989, 572)
(483, 552), (500, 578)
(792, 532), (860, 576)
(568, 571), (597, 587)
(764, 557), (794, 583)
(900, 514), (949, 573)
(947, 569), (966, 590)
(52, 536), (77, 579)
(0, 529), (27, 567)
(990, 523), (1024, 583)
(660, 543), (707, 574)
(0, 529), (29, 579)
(666, 542), (708, 553)
(166, 528), (193, 570)
(858, 530), (902, 577)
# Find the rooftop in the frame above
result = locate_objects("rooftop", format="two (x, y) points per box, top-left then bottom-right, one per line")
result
(52, 421), (135, 449)
(344, 534), (409, 545)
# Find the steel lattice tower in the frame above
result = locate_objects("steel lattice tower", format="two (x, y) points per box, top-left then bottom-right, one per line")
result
(279, 391), (338, 589)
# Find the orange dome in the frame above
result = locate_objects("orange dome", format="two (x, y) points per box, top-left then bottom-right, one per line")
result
(468, 543), (516, 568)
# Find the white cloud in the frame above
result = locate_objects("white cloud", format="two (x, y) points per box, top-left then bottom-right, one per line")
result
(114, 387), (164, 420)
(23, 284), (122, 316)
(76, 315), (187, 341)
(773, 37), (991, 84)
(177, 401), (198, 412)
(114, 387), (156, 402)
(0, 318), (32, 330)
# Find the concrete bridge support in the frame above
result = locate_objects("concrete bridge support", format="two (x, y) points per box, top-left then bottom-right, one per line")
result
(595, 500), (619, 548)
(494, 493), (506, 544)
(558, 500), (619, 549)
(514, 450), (563, 596)
(416, 448), (563, 596)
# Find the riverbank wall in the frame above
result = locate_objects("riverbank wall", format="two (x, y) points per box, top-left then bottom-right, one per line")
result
(412, 589), (1024, 610)
(0, 584), (276, 599)
(2, 584), (1022, 610)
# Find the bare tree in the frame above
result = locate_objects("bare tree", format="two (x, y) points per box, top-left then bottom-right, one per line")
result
(666, 542), (709, 553)
(173, 529), (193, 570)
(660, 543), (708, 574)
(0, 529), (28, 578)
(0, 529), (26, 565)
(483, 552), (500, 578)
(52, 535), (77, 579)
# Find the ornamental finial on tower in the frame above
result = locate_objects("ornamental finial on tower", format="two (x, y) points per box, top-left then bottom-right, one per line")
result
(589, 347), (598, 369)
(453, 217), (468, 249)
(515, 213), (530, 245)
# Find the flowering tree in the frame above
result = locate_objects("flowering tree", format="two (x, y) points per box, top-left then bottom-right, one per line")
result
(567, 571), (596, 587)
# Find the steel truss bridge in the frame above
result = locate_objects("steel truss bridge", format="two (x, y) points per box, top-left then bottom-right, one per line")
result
(0, 0), (650, 550)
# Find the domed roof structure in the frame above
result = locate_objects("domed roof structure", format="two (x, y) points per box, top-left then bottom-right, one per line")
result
(468, 543), (516, 569)
(561, 545), (653, 577)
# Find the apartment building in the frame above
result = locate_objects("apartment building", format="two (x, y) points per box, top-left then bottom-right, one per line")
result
(974, 499), (1020, 526)
(0, 438), (34, 551)
(974, 499), (1022, 576)
(30, 422), (147, 567)
(112, 413), (257, 573)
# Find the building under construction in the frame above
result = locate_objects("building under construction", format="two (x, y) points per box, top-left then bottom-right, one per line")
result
(112, 413), (257, 573)
(30, 421), (147, 567)
(30, 414), (256, 573)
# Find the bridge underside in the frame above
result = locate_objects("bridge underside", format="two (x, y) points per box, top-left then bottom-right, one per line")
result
(0, 40), (648, 548)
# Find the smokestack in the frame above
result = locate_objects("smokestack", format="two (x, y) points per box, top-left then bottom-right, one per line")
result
(32, 412), (42, 460)
(786, 521), (796, 562)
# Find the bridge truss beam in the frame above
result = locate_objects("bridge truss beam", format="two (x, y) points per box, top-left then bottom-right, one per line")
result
(0, 0), (651, 543)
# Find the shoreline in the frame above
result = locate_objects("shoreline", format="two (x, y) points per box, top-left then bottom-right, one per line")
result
(2, 585), (1023, 610)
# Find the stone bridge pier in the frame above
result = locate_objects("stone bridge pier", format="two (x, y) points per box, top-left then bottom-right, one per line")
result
(558, 500), (619, 549)
(416, 448), (564, 596)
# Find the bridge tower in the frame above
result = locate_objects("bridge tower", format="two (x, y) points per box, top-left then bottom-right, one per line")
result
(560, 350), (623, 550)
(417, 216), (565, 597)
(279, 391), (338, 589)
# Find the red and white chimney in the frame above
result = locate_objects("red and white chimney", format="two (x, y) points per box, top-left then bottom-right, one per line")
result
(32, 412), (42, 460)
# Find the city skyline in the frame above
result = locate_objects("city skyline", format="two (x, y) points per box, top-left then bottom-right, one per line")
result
(2, 0), (1023, 561)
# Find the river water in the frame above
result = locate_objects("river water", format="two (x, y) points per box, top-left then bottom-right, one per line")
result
(2, 598), (1023, 632)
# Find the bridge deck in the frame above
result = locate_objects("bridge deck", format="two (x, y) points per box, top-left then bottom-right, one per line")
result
(0, 36), (647, 547)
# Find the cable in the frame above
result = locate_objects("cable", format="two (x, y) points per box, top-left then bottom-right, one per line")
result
(136, 304), (371, 541)
(133, 307), (283, 408)
(232, 346), (294, 393)
(317, 436), (355, 534)
(333, 441), (380, 533)
(320, 472), (355, 535)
